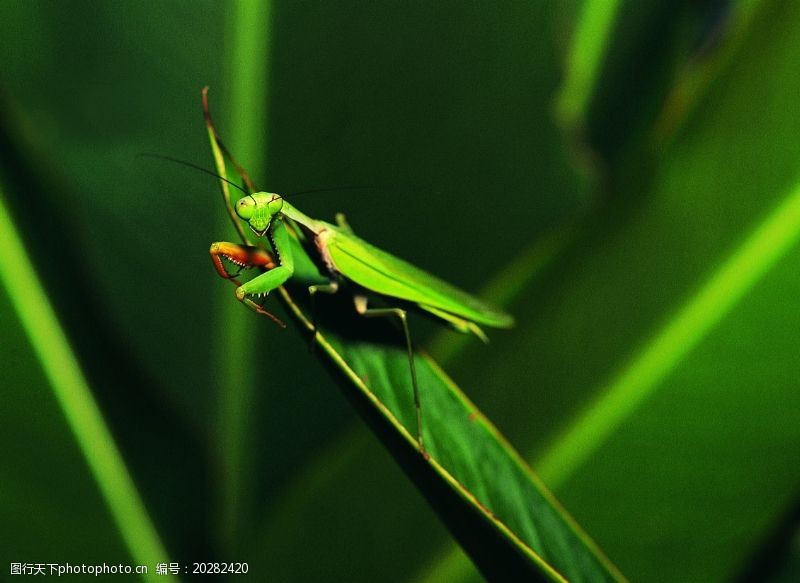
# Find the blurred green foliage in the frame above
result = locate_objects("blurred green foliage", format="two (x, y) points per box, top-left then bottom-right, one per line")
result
(1, 0), (798, 581)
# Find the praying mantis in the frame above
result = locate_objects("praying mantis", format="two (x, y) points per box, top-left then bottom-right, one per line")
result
(204, 90), (513, 454)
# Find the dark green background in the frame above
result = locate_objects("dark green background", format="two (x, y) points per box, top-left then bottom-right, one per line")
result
(1, 1), (798, 581)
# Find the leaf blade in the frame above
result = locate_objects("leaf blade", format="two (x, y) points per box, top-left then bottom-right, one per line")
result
(537, 179), (800, 488)
(214, 0), (274, 549)
(0, 187), (174, 583)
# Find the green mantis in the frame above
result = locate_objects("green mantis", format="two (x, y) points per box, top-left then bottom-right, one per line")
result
(206, 93), (513, 455)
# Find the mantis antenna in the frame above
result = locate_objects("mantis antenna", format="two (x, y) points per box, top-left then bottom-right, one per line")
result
(141, 153), (416, 201)
(138, 153), (250, 194)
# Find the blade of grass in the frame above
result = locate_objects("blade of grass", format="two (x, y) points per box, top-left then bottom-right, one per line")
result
(215, 0), (272, 547)
(537, 175), (800, 488)
(277, 289), (625, 583)
(555, 0), (622, 129)
(651, 0), (763, 145)
(0, 187), (175, 583)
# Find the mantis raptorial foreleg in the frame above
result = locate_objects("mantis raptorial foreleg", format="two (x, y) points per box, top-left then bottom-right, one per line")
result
(353, 294), (426, 456)
(231, 218), (295, 300)
(209, 241), (286, 327)
(210, 241), (276, 283)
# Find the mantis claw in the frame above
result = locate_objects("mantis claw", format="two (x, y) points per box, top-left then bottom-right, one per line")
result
(241, 297), (287, 327)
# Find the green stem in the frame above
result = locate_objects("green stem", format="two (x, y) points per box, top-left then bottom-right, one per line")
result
(0, 188), (175, 583)
(537, 176), (800, 488)
(555, 0), (622, 129)
(215, 0), (273, 550)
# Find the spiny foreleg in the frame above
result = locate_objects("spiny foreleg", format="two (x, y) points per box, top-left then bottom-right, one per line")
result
(209, 241), (285, 326)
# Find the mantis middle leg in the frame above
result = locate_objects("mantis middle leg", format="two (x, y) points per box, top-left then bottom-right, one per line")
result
(307, 280), (339, 349)
(353, 295), (426, 457)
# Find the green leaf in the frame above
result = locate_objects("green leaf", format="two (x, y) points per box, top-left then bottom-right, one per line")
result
(213, 0), (273, 550)
(555, 0), (622, 129)
(293, 295), (623, 582)
(0, 0), (229, 569)
(0, 186), (173, 581)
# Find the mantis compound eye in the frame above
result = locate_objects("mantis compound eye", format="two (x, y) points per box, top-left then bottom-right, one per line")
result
(235, 196), (256, 220)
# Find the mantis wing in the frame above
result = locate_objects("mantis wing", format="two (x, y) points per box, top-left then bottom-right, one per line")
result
(324, 226), (514, 328)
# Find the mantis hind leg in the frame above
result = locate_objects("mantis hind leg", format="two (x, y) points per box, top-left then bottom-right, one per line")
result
(419, 305), (489, 343)
(353, 295), (427, 458)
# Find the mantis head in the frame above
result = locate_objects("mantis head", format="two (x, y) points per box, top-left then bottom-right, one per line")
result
(235, 192), (284, 235)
